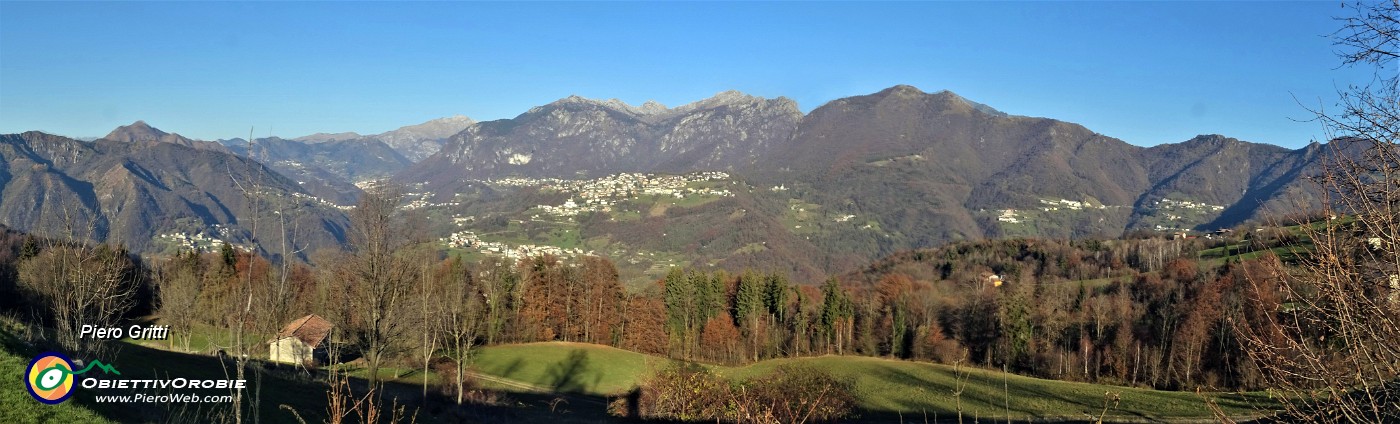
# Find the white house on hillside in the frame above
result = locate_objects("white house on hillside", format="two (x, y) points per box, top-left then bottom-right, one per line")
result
(269, 314), (334, 366)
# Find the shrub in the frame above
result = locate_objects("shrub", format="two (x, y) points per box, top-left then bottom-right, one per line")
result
(610, 362), (855, 424)
(732, 365), (856, 424)
(609, 361), (731, 421)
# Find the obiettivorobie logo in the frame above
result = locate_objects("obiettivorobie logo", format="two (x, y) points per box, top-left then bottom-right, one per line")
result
(23, 351), (246, 405)
(24, 351), (121, 404)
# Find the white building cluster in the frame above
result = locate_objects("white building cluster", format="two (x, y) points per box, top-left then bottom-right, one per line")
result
(536, 198), (605, 216)
(155, 229), (237, 252)
(1039, 198), (1107, 211)
(497, 172), (734, 217)
(1155, 198), (1225, 212)
(998, 209), (1021, 223)
(399, 192), (461, 211)
(440, 230), (591, 259)
(289, 193), (352, 211)
(443, 230), (480, 248)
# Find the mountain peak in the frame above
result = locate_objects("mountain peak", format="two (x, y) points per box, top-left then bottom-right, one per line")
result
(104, 120), (170, 142)
(889, 84), (925, 94)
(666, 90), (770, 115)
(538, 90), (789, 119)
(544, 95), (670, 116)
(711, 89), (753, 102)
(864, 85), (1008, 117)
(864, 85), (929, 100)
(373, 115), (477, 162)
(1185, 134), (1234, 145)
(548, 95), (617, 109)
(379, 116), (476, 138)
(639, 100), (668, 115)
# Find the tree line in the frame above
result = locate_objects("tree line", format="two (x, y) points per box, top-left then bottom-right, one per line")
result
(0, 197), (1303, 399)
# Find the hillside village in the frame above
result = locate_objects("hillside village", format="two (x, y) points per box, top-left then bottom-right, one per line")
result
(154, 224), (245, 253)
(1152, 197), (1226, 221)
(441, 171), (734, 259)
(493, 171), (733, 217)
(997, 198), (1116, 224)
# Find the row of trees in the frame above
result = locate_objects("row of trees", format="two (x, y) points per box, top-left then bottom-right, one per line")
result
(653, 246), (1287, 391)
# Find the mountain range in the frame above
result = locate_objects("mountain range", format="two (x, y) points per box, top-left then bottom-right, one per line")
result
(0, 85), (1341, 281)
(407, 85), (1327, 236)
(400, 91), (802, 185)
(292, 115), (475, 162)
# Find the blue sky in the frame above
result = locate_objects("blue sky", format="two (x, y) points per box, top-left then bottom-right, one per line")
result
(0, 1), (1379, 148)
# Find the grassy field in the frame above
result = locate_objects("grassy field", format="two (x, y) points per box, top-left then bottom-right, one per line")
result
(0, 320), (116, 424)
(720, 356), (1266, 421)
(473, 342), (1272, 422)
(472, 342), (665, 395)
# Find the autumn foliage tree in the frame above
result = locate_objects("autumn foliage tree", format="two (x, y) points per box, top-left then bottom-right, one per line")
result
(621, 293), (668, 355)
(700, 311), (742, 364)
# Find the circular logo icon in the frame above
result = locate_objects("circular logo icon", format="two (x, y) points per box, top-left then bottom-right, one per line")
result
(25, 352), (76, 404)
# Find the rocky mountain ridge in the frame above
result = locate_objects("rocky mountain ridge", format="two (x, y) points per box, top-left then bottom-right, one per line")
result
(288, 116), (475, 162)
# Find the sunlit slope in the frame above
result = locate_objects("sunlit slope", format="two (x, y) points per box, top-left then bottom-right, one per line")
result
(720, 355), (1264, 420)
(474, 342), (1268, 420)
(472, 342), (665, 395)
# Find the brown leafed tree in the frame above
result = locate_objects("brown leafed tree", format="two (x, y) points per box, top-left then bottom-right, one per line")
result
(577, 256), (625, 345)
(621, 294), (669, 356)
(517, 255), (564, 341)
(700, 311), (742, 364)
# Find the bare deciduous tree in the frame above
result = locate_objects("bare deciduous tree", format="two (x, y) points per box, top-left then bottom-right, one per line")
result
(154, 251), (204, 352)
(18, 241), (139, 356)
(1235, 2), (1400, 422)
(345, 185), (419, 385)
(440, 258), (484, 405)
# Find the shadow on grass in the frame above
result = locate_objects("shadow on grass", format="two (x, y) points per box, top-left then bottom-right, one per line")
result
(547, 349), (603, 393)
(861, 360), (1268, 424)
(56, 341), (635, 424)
